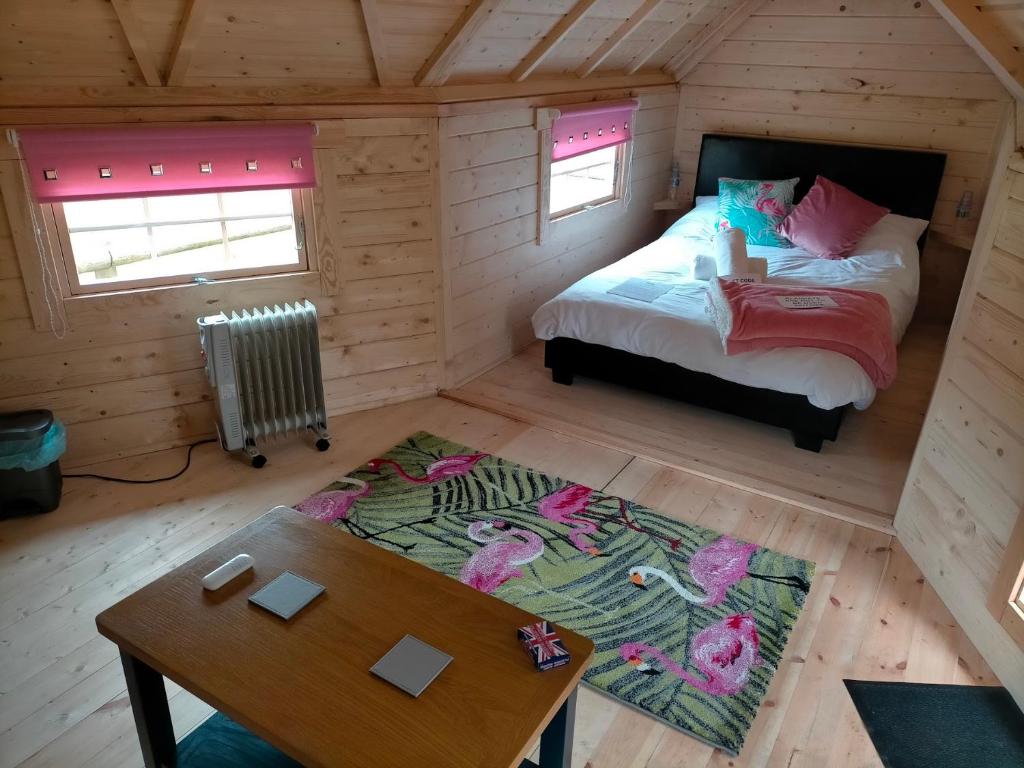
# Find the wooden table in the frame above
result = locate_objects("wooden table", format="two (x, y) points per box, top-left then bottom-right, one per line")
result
(95, 506), (594, 768)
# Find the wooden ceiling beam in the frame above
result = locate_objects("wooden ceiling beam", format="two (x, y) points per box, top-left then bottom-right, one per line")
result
(577, 0), (664, 79)
(510, 0), (601, 82)
(167, 0), (213, 87)
(928, 0), (1024, 103)
(415, 0), (507, 87)
(624, 0), (712, 75)
(359, 0), (396, 87)
(0, 73), (675, 120)
(664, 0), (767, 81)
(109, 0), (163, 86)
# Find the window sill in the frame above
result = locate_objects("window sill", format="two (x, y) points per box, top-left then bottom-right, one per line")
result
(550, 196), (625, 226)
(63, 269), (320, 303)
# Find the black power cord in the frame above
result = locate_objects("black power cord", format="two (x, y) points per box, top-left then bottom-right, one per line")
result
(62, 438), (218, 484)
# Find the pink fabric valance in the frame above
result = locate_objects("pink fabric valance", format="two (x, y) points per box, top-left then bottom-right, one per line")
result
(551, 100), (637, 162)
(18, 123), (317, 203)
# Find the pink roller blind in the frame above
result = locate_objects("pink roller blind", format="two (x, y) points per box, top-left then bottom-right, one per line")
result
(551, 100), (637, 162)
(18, 123), (317, 203)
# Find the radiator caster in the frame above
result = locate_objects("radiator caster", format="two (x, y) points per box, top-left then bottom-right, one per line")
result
(251, 454), (268, 469)
(315, 438), (330, 452)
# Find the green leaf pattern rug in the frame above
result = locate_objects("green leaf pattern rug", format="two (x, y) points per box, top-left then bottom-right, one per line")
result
(294, 432), (814, 755)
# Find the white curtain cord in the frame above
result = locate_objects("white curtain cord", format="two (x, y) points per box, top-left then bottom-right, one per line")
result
(622, 108), (637, 213)
(13, 134), (66, 340)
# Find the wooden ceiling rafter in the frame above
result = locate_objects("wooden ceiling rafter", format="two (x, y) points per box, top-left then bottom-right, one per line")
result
(664, 0), (768, 80)
(509, 0), (601, 82)
(624, 0), (712, 75)
(358, 0), (397, 87)
(577, 0), (665, 79)
(109, 0), (163, 87)
(0, 73), (676, 125)
(415, 0), (508, 87)
(167, 0), (214, 87)
(929, 0), (1024, 102)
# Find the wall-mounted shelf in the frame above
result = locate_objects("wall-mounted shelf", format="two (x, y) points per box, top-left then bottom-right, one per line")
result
(653, 198), (687, 211)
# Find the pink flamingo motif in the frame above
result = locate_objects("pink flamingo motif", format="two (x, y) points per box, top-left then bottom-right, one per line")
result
(295, 477), (371, 523)
(630, 536), (758, 606)
(367, 452), (487, 485)
(459, 520), (544, 594)
(537, 485), (682, 555)
(629, 535), (808, 605)
(754, 182), (787, 218)
(537, 484), (602, 554)
(620, 613), (762, 697)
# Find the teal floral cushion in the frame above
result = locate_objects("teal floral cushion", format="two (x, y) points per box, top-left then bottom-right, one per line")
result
(717, 177), (799, 247)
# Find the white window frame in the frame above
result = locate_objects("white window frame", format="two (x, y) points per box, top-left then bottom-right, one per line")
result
(989, 511), (1024, 651)
(548, 144), (626, 221)
(48, 188), (315, 295)
(535, 106), (632, 245)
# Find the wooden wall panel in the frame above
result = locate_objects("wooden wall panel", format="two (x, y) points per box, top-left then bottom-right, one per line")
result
(673, 0), (1012, 248)
(0, 117), (441, 468)
(896, 139), (1024, 710)
(439, 88), (679, 387)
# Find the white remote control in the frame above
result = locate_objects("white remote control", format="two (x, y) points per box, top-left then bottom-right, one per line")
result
(202, 553), (254, 590)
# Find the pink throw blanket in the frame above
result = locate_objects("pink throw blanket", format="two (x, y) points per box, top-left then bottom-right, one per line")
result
(705, 278), (897, 389)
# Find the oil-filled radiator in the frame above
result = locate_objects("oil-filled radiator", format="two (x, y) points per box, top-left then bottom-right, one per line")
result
(198, 301), (330, 467)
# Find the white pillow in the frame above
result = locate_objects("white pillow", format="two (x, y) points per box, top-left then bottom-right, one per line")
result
(869, 213), (929, 242)
(663, 197), (718, 239)
(852, 213), (928, 256)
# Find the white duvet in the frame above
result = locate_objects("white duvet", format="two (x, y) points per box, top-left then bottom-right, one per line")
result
(531, 197), (926, 410)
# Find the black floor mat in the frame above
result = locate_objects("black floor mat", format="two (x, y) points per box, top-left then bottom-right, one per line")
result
(844, 680), (1024, 768)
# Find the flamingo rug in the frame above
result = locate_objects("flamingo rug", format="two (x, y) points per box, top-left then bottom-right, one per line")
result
(295, 432), (815, 755)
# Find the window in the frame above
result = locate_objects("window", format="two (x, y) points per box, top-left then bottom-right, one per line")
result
(989, 512), (1024, 651)
(52, 188), (309, 294)
(549, 143), (623, 219)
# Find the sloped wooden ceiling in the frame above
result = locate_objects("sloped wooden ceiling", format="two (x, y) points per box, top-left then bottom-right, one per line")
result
(0, 0), (753, 90)
(930, 1), (1024, 101)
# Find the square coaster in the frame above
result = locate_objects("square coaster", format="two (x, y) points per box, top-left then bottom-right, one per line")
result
(248, 571), (325, 620)
(370, 635), (453, 697)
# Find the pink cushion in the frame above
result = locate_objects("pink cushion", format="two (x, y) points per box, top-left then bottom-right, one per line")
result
(777, 176), (889, 259)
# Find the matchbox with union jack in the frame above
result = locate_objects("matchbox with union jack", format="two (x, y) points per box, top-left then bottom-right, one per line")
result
(517, 620), (570, 671)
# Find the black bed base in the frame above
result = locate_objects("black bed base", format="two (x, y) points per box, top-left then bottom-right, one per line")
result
(544, 338), (845, 452)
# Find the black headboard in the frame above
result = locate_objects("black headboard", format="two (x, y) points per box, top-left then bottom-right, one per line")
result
(693, 134), (946, 226)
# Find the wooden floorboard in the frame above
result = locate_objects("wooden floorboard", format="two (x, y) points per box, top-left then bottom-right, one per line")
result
(0, 395), (997, 768)
(443, 323), (949, 533)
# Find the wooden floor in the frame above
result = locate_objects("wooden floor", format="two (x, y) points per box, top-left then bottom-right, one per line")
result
(0, 395), (997, 768)
(444, 323), (950, 533)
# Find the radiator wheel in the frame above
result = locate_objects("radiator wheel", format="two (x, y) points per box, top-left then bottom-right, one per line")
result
(315, 438), (331, 452)
(251, 454), (268, 469)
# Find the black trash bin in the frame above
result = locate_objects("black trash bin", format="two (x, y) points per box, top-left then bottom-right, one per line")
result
(0, 410), (64, 518)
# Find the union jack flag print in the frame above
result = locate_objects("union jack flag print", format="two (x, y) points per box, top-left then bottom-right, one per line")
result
(517, 620), (570, 671)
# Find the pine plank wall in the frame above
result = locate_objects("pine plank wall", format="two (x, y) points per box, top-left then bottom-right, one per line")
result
(439, 88), (677, 386)
(896, 139), (1024, 708)
(673, 0), (1012, 244)
(0, 1), (1018, 469)
(0, 119), (442, 467)
(0, 88), (678, 466)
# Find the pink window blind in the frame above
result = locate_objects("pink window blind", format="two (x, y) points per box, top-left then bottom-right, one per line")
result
(551, 100), (637, 162)
(18, 123), (317, 203)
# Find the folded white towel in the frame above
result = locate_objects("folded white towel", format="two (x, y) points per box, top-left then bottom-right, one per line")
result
(693, 254), (718, 281)
(715, 227), (749, 278)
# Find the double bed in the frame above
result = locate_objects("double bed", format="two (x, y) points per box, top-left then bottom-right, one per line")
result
(533, 134), (946, 451)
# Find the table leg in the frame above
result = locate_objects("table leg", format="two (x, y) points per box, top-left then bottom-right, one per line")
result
(538, 686), (577, 768)
(120, 651), (177, 768)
